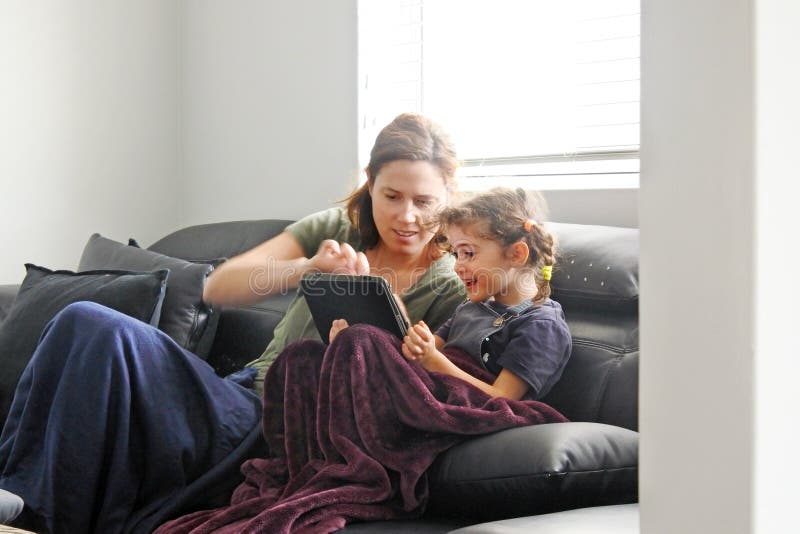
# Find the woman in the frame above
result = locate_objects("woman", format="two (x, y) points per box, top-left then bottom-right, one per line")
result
(204, 112), (466, 395)
(0, 113), (467, 533)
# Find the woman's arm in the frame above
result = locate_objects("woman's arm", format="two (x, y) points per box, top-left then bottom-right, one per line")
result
(204, 232), (370, 307)
(203, 232), (309, 306)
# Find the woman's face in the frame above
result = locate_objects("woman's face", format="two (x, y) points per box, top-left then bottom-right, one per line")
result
(369, 160), (449, 259)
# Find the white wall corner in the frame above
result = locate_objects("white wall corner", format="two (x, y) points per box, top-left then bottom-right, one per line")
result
(752, 0), (800, 532)
(640, 0), (756, 532)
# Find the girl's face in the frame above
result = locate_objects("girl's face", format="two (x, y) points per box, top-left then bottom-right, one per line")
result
(369, 160), (448, 259)
(448, 224), (519, 305)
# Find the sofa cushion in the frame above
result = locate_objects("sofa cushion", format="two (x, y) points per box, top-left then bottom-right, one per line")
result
(542, 312), (639, 431)
(206, 293), (297, 376)
(78, 233), (220, 358)
(548, 222), (638, 312)
(145, 220), (295, 370)
(426, 422), (638, 521)
(0, 264), (168, 427)
(146, 219), (294, 261)
(448, 503), (640, 534)
(0, 284), (19, 325)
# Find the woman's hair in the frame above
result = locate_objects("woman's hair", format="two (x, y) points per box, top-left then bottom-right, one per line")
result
(439, 187), (556, 301)
(344, 113), (460, 249)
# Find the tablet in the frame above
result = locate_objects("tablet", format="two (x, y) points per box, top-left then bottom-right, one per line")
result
(299, 273), (409, 342)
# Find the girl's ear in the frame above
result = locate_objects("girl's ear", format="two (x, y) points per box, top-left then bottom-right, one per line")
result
(509, 241), (530, 266)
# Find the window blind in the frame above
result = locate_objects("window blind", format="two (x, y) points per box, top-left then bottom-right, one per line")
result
(358, 0), (640, 185)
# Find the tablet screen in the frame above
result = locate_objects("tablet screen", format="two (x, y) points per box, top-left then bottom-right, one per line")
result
(299, 273), (408, 342)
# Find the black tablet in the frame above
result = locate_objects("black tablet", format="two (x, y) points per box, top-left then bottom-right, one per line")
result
(299, 273), (409, 342)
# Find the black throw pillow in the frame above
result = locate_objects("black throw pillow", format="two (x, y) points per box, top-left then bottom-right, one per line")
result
(78, 234), (222, 358)
(0, 264), (168, 428)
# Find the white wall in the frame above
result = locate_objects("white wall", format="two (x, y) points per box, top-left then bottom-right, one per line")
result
(640, 0), (800, 532)
(0, 1), (182, 284)
(0, 0), (632, 287)
(180, 0), (359, 229)
(752, 2), (800, 530)
(544, 188), (638, 228)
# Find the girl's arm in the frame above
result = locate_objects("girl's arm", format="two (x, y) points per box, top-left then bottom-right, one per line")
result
(402, 322), (530, 400)
(204, 232), (368, 306)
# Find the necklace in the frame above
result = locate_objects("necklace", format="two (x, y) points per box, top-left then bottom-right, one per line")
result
(481, 300), (534, 327)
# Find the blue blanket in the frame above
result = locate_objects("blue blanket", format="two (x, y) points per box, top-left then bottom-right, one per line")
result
(0, 301), (262, 534)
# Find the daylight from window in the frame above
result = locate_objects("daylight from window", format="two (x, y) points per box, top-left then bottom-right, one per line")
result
(358, 0), (640, 189)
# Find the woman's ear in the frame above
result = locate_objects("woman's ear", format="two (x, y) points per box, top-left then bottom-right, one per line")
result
(365, 169), (373, 196)
(509, 241), (530, 266)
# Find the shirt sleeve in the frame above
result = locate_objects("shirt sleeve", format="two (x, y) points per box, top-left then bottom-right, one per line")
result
(434, 300), (469, 340)
(495, 317), (572, 399)
(434, 315), (454, 340)
(284, 207), (359, 258)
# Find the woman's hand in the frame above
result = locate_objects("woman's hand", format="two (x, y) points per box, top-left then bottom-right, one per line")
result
(402, 321), (448, 371)
(308, 240), (370, 275)
(329, 318), (349, 344)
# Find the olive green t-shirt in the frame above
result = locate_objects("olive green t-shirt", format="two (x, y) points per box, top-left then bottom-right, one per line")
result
(247, 207), (466, 395)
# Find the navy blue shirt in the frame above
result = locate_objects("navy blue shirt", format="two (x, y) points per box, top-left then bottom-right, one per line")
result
(436, 299), (572, 399)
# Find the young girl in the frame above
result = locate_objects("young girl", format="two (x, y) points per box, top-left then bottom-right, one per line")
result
(336, 186), (572, 402)
(401, 187), (570, 401)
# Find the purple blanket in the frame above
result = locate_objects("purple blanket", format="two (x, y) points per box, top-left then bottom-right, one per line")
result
(157, 325), (567, 533)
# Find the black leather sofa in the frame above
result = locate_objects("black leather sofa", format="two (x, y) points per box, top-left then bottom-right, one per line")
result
(0, 219), (640, 533)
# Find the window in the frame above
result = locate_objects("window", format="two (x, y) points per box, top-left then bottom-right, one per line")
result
(358, 0), (640, 189)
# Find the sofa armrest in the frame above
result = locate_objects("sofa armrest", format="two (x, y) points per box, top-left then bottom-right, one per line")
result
(426, 422), (638, 522)
(0, 284), (20, 324)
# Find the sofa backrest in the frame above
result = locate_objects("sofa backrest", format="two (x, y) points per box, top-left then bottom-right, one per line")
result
(148, 219), (295, 376)
(542, 223), (639, 431)
(150, 219), (639, 431)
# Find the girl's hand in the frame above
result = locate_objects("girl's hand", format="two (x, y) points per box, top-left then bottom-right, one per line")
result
(402, 321), (447, 370)
(308, 241), (370, 275)
(329, 318), (349, 344)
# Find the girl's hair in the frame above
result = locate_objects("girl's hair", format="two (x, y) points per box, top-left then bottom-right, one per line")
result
(343, 113), (459, 249)
(439, 187), (556, 302)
